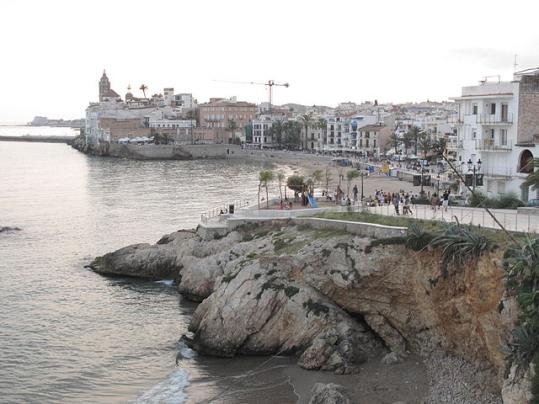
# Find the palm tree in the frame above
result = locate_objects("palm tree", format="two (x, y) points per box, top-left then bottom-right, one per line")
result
(311, 169), (323, 194)
(346, 169), (360, 196)
(277, 171), (285, 200)
(318, 118), (327, 151)
(418, 133), (432, 159)
(298, 113), (313, 150)
(139, 84), (148, 98)
(522, 158), (539, 191)
(259, 170), (274, 209)
(408, 126), (421, 156)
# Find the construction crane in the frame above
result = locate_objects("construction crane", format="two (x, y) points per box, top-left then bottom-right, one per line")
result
(213, 79), (289, 113)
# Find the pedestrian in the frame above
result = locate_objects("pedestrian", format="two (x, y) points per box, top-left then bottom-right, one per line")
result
(403, 194), (413, 215)
(392, 193), (400, 215)
(353, 184), (358, 202)
(431, 193), (439, 211)
(442, 190), (450, 212)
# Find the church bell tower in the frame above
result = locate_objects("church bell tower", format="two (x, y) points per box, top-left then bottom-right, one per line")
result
(99, 70), (111, 102)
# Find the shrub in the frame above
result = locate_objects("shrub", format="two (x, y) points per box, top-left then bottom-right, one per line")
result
(430, 223), (490, 278)
(469, 191), (524, 209)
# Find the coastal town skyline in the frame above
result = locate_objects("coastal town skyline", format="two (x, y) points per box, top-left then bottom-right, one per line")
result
(1, 0), (539, 122)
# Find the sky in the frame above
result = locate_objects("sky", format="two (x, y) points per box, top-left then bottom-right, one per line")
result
(1, 0), (538, 122)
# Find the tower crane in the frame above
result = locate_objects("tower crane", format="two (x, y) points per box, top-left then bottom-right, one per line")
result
(213, 79), (289, 113)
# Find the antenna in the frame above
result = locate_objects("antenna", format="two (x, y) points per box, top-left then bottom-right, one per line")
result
(513, 54), (518, 72)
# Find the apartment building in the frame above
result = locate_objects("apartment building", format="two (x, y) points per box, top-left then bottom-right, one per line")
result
(450, 68), (539, 201)
(198, 97), (257, 143)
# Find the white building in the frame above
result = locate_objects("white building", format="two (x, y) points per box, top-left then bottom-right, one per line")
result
(252, 116), (274, 148)
(450, 69), (539, 201)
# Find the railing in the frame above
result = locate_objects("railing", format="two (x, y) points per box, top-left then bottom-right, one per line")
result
(446, 139), (463, 150)
(475, 139), (512, 151)
(363, 203), (539, 234)
(476, 113), (513, 125)
(200, 199), (251, 224)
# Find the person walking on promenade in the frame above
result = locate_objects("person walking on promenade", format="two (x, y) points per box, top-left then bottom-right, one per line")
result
(392, 193), (400, 215)
(353, 184), (358, 202)
(442, 190), (450, 212)
(431, 193), (439, 211)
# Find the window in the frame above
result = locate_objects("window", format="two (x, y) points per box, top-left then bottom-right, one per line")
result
(366, 139), (369, 147)
(501, 129), (507, 146)
(490, 103), (496, 115)
(501, 104), (508, 122)
(373, 139), (377, 148)
(472, 129), (477, 139)
(491, 129), (495, 139)
(472, 104), (478, 115)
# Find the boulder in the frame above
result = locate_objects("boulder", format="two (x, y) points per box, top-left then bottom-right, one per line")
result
(308, 383), (352, 404)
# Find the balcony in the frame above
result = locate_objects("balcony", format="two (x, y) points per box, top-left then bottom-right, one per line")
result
(446, 139), (463, 150)
(476, 113), (513, 125)
(475, 139), (512, 152)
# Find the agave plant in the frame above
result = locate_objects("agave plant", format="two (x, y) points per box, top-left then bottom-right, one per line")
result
(405, 223), (433, 251)
(430, 223), (490, 278)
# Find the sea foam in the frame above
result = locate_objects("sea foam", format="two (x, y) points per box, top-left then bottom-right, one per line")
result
(134, 368), (189, 404)
(154, 279), (174, 286)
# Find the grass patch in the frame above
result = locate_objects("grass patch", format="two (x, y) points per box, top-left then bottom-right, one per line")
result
(314, 211), (524, 247)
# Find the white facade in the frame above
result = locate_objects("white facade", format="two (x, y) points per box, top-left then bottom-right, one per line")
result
(450, 72), (539, 201)
(252, 117), (273, 148)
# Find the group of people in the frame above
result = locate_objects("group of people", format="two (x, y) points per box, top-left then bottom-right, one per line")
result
(429, 190), (451, 212)
(365, 190), (414, 215)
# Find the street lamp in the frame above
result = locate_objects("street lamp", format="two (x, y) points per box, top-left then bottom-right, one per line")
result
(467, 158), (482, 191)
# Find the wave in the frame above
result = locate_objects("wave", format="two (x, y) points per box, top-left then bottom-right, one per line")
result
(154, 279), (174, 286)
(134, 368), (189, 404)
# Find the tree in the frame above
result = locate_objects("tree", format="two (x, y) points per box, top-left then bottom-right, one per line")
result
(277, 171), (285, 200)
(287, 175), (304, 195)
(298, 113), (313, 150)
(407, 126), (421, 156)
(283, 121), (301, 149)
(522, 158), (539, 191)
(318, 118), (328, 152)
(389, 132), (401, 155)
(139, 84), (148, 98)
(324, 166), (332, 194)
(259, 170), (274, 209)
(418, 133), (433, 159)
(346, 169), (360, 196)
(268, 120), (284, 148)
(311, 169), (323, 194)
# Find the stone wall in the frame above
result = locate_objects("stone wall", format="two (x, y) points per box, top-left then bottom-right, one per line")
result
(104, 143), (241, 160)
(517, 75), (539, 144)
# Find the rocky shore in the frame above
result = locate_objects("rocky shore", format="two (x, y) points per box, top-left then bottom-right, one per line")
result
(89, 220), (526, 403)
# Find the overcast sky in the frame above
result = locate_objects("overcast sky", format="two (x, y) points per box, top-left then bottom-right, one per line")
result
(1, 0), (538, 122)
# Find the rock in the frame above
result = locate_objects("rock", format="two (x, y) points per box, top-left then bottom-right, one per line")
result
(381, 352), (402, 365)
(187, 256), (382, 370)
(501, 363), (534, 404)
(309, 383), (352, 404)
(0, 226), (21, 233)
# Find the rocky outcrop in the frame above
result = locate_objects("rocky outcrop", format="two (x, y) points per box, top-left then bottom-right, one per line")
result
(0, 226), (21, 233)
(90, 222), (518, 400)
(186, 256), (382, 373)
(309, 383), (351, 404)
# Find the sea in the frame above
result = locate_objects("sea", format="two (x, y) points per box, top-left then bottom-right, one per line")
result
(0, 126), (311, 403)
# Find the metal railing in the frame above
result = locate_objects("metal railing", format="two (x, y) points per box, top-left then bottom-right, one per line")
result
(475, 139), (512, 151)
(476, 113), (513, 125)
(363, 203), (539, 234)
(200, 199), (251, 224)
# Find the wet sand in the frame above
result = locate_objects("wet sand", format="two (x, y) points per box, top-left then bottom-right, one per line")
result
(183, 354), (428, 403)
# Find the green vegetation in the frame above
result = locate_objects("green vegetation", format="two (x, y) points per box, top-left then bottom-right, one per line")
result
(430, 223), (491, 278)
(504, 238), (539, 401)
(286, 175), (305, 194)
(469, 191), (524, 209)
(314, 211), (522, 246)
(258, 170), (274, 209)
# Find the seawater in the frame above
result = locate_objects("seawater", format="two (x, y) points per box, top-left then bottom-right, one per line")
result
(0, 139), (297, 403)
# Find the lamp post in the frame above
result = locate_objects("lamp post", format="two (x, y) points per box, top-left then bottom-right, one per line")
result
(360, 170), (365, 201)
(467, 157), (482, 192)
